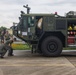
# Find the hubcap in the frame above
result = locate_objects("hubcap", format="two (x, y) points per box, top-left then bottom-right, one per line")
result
(47, 42), (58, 52)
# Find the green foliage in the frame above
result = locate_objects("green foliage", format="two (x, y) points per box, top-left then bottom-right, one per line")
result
(0, 26), (7, 36)
(0, 26), (7, 31)
(12, 44), (31, 50)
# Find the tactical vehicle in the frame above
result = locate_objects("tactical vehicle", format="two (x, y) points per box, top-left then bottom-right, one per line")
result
(12, 6), (76, 56)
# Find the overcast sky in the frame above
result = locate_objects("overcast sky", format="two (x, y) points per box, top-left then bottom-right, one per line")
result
(0, 0), (76, 28)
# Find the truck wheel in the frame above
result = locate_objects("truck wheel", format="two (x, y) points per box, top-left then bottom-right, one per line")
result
(41, 36), (63, 57)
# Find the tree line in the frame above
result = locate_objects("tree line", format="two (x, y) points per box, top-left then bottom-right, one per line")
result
(0, 26), (7, 36)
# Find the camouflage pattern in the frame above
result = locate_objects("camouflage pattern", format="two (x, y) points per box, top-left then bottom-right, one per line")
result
(0, 40), (13, 58)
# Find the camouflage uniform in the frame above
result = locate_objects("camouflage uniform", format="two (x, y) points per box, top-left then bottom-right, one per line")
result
(0, 44), (7, 58)
(0, 40), (14, 58)
(1, 31), (5, 43)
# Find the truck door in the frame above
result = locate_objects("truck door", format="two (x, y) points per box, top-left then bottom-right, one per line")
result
(35, 16), (43, 37)
(17, 15), (35, 41)
(16, 16), (28, 41)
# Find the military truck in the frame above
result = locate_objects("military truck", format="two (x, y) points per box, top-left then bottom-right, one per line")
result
(12, 6), (76, 56)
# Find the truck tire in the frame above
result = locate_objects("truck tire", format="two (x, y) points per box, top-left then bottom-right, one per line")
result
(41, 36), (63, 57)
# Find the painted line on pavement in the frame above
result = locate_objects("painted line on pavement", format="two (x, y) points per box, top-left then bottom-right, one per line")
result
(0, 63), (74, 67)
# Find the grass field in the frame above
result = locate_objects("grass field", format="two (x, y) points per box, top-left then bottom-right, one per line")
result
(12, 43), (76, 50)
(12, 43), (31, 50)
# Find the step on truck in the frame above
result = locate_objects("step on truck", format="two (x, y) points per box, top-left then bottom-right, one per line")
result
(12, 5), (76, 56)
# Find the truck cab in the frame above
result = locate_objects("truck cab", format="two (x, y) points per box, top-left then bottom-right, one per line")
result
(13, 10), (76, 57)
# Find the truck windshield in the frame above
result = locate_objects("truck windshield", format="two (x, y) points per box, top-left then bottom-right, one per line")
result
(17, 17), (27, 31)
(28, 16), (34, 27)
(20, 16), (34, 31)
(23, 17), (27, 29)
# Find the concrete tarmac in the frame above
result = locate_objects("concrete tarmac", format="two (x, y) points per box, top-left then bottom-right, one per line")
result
(0, 50), (76, 75)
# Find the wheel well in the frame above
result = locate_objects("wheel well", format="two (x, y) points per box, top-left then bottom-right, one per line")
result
(39, 31), (65, 47)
